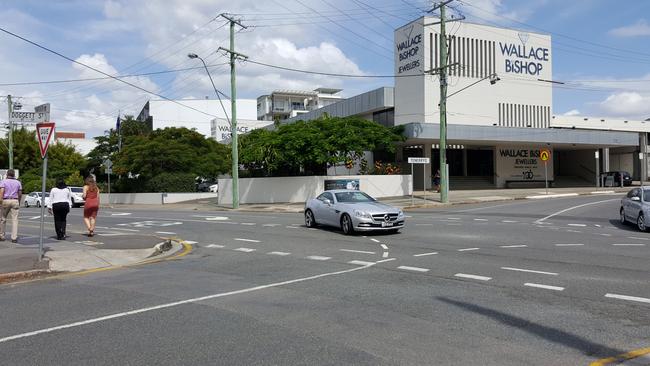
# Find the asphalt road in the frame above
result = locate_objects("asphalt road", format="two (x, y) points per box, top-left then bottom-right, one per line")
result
(0, 194), (648, 365)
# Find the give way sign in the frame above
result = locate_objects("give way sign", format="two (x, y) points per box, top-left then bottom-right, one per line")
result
(36, 122), (55, 158)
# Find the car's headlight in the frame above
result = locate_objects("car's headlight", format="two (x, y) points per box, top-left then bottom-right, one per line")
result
(354, 210), (371, 219)
(398, 210), (404, 217)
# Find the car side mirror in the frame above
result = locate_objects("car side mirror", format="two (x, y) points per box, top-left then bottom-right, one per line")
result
(323, 198), (332, 205)
(631, 196), (641, 201)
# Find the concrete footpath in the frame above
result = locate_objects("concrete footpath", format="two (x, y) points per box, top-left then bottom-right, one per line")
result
(0, 229), (182, 283)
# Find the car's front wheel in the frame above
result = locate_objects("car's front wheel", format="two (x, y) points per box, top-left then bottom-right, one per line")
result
(341, 214), (354, 235)
(24, 201), (29, 208)
(36, 201), (41, 208)
(620, 208), (627, 224)
(637, 213), (647, 232)
(304, 209), (316, 228)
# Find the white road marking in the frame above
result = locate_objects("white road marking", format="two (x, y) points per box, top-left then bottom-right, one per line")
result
(447, 223), (461, 226)
(204, 216), (230, 221)
(501, 267), (558, 276)
(404, 215), (412, 218)
(501, 220), (518, 223)
(473, 218), (488, 222)
(306, 255), (331, 261)
(370, 238), (380, 243)
(110, 227), (140, 232)
(348, 260), (374, 266)
(234, 247), (256, 253)
(554, 243), (584, 246)
(240, 223), (256, 226)
(398, 266), (430, 273)
(612, 243), (646, 246)
(110, 213), (132, 216)
(458, 248), (480, 252)
(446, 217), (461, 220)
(262, 224), (280, 227)
(567, 223), (586, 227)
(566, 230), (582, 233)
(0, 262), (382, 344)
(382, 252), (389, 258)
(627, 236), (650, 241)
(591, 191), (615, 194)
(454, 273), (491, 281)
(599, 233), (612, 237)
(605, 293), (650, 304)
(535, 198), (619, 223)
(499, 245), (528, 248)
(380, 244), (388, 250)
(234, 238), (260, 243)
(340, 249), (376, 254)
(524, 283), (564, 291)
(286, 226), (298, 229)
(29, 216), (41, 220)
(206, 244), (225, 248)
(415, 223), (434, 226)
(155, 231), (176, 235)
(413, 252), (438, 257)
(267, 251), (291, 256)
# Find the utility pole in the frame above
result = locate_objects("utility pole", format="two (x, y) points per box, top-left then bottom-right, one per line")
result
(7, 95), (13, 170)
(438, 2), (449, 203)
(218, 14), (248, 209)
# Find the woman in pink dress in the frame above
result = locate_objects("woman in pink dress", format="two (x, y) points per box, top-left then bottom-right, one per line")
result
(82, 176), (100, 237)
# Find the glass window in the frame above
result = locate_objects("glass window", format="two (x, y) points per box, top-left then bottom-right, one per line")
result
(643, 189), (650, 202)
(335, 191), (375, 203)
(70, 187), (83, 193)
(317, 192), (333, 202)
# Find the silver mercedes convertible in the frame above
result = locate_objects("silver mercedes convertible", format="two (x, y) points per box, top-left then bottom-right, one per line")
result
(304, 189), (405, 235)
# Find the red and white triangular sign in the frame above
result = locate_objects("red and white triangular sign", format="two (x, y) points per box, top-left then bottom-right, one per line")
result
(36, 122), (55, 159)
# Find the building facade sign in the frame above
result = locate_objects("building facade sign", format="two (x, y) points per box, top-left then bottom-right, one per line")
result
(496, 146), (554, 182)
(211, 118), (273, 143)
(395, 23), (424, 75)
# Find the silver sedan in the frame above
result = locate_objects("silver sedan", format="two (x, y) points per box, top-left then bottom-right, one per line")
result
(620, 187), (650, 231)
(304, 189), (405, 235)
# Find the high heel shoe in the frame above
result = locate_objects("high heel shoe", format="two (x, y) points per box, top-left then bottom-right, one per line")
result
(89, 230), (94, 237)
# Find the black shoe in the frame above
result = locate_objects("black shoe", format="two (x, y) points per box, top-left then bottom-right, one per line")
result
(11, 239), (17, 243)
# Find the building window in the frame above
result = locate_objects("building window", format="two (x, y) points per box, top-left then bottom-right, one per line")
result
(430, 33), (434, 71)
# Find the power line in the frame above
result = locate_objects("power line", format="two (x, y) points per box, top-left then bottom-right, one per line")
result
(0, 26), (220, 118)
(243, 58), (436, 78)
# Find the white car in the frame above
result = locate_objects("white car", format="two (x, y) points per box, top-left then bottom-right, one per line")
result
(24, 192), (51, 208)
(68, 186), (85, 207)
(209, 183), (218, 193)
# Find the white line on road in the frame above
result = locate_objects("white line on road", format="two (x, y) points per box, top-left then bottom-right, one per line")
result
(415, 223), (434, 226)
(605, 293), (650, 304)
(262, 224), (280, 227)
(567, 223), (587, 227)
(454, 273), (491, 281)
(398, 266), (430, 272)
(370, 238), (380, 243)
(348, 260), (374, 266)
(110, 227), (140, 232)
(524, 283), (564, 291)
(501, 267), (558, 276)
(205, 217), (230, 221)
(110, 213), (132, 216)
(155, 231), (176, 235)
(599, 233), (612, 237)
(234, 238), (260, 243)
(382, 252), (389, 258)
(29, 216), (41, 220)
(501, 220), (518, 223)
(566, 230), (582, 233)
(306, 255), (331, 261)
(267, 251), (291, 256)
(534, 198), (619, 223)
(446, 217), (461, 220)
(234, 248), (256, 253)
(473, 218), (488, 222)
(458, 248), (480, 252)
(240, 223), (256, 226)
(286, 226), (298, 229)
(205, 244), (225, 248)
(413, 252), (438, 257)
(627, 236), (650, 241)
(340, 249), (376, 254)
(612, 243), (646, 246)
(380, 244), (388, 250)
(183, 241), (198, 245)
(447, 223), (461, 226)
(0, 261), (384, 345)
(499, 245), (528, 248)
(554, 243), (584, 246)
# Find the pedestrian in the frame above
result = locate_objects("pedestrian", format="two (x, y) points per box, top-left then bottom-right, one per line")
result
(82, 176), (100, 237)
(433, 169), (441, 193)
(48, 178), (72, 240)
(0, 169), (22, 243)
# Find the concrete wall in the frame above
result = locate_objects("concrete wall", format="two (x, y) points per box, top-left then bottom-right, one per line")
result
(100, 192), (218, 205)
(218, 175), (412, 205)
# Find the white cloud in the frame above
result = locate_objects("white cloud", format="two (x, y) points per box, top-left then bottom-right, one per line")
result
(609, 19), (650, 37)
(563, 109), (580, 116)
(597, 92), (650, 118)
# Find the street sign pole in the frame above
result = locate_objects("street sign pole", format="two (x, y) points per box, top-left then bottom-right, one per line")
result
(423, 164), (426, 205)
(38, 155), (47, 260)
(544, 161), (548, 195)
(36, 122), (55, 262)
(411, 162), (414, 206)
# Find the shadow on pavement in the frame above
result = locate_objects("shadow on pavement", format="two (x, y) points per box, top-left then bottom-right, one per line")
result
(436, 297), (625, 359)
(608, 219), (646, 233)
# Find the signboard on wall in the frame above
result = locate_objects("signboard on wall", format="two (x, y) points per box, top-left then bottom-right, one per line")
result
(395, 22), (423, 76)
(496, 146), (553, 181)
(211, 118), (273, 143)
(324, 179), (360, 191)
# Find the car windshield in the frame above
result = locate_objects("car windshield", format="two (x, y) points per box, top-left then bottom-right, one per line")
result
(334, 191), (375, 203)
(70, 187), (83, 193)
(644, 189), (650, 202)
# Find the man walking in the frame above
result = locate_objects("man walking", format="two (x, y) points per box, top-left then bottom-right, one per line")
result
(0, 169), (22, 243)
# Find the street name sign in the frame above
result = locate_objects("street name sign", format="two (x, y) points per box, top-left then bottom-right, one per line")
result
(408, 157), (430, 164)
(36, 122), (55, 158)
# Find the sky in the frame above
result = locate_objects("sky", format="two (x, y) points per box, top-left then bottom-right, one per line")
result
(0, 0), (649, 138)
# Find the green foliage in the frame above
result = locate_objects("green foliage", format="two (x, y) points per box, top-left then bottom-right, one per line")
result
(239, 116), (404, 177)
(145, 172), (196, 192)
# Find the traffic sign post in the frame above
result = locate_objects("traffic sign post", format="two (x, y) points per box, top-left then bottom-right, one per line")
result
(540, 148), (550, 195)
(36, 122), (55, 261)
(103, 159), (113, 205)
(408, 157), (430, 205)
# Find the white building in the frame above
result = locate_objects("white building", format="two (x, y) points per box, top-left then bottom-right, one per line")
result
(211, 118), (273, 143)
(257, 88), (343, 121)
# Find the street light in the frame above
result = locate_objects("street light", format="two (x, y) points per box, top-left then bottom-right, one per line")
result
(187, 53), (238, 208)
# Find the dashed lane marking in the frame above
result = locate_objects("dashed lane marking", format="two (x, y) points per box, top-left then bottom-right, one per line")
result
(286, 226), (298, 229)
(454, 273), (491, 281)
(501, 267), (558, 276)
(458, 248), (480, 252)
(234, 238), (260, 243)
(398, 266), (430, 273)
(380, 244), (388, 250)
(499, 245), (527, 248)
(413, 252), (438, 257)
(110, 228), (140, 232)
(183, 241), (198, 245)
(240, 223), (256, 226)
(446, 217), (461, 220)
(204, 216), (230, 221)
(29, 216), (41, 220)
(110, 213), (132, 216)
(605, 293), (650, 304)
(348, 260), (375, 266)
(627, 236), (650, 241)
(340, 249), (376, 254)
(306, 255), (331, 261)
(524, 283), (564, 291)
(370, 238), (380, 243)
(267, 251), (291, 256)
(206, 244), (225, 248)
(234, 247), (256, 253)
(415, 223), (434, 226)
(554, 243), (584, 246)
(612, 243), (646, 246)
(263, 224), (280, 227)
(473, 218), (488, 222)
(155, 231), (176, 235)
(567, 223), (587, 227)
(501, 220), (518, 223)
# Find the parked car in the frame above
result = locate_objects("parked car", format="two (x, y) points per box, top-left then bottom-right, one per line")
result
(197, 181), (217, 192)
(603, 171), (632, 187)
(304, 189), (405, 235)
(620, 187), (650, 231)
(24, 192), (50, 208)
(209, 183), (218, 193)
(68, 186), (85, 207)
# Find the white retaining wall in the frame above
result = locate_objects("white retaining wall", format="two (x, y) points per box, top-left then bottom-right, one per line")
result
(218, 175), (412, 205)
(99, 192), (218, 205)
